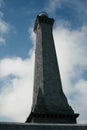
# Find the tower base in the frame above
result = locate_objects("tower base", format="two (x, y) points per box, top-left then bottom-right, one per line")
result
(26, 112), (79, 123)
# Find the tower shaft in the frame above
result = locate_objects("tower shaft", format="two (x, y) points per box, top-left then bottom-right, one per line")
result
(26, 13), (79, 123)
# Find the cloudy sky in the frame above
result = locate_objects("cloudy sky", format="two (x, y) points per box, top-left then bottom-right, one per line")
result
(0, 0), (87, 123)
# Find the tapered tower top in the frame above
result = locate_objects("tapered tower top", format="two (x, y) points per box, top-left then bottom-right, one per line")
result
(38, 12), (48, 17)
(34, 12), (54, 32)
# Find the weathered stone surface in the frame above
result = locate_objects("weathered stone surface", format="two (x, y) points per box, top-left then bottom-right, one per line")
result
(26, 13), (79, 123)
(0, 123), (87, 130)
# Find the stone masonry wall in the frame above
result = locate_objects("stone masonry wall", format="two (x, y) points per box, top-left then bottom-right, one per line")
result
(0, 123), (87, 130)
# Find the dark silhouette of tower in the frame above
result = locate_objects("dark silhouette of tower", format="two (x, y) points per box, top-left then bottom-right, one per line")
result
(26, 12), (79, 123)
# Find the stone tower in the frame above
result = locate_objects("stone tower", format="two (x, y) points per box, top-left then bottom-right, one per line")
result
(26, 12), (79, 123)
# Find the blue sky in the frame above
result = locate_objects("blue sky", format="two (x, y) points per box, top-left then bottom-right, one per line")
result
(0, 0), (87, 123)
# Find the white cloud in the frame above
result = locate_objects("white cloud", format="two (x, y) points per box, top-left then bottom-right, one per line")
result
(0, 0), (3, 7)
(0, 17), (9, 44)
(28, 27), (35, 56)
(0, 7), (10, 44)
(0, 0), (87, 123)
(0, 21), (35, 122)
(0, 25), (35, 121)
(0, 57), (33, 78)
(0, 77), (33, 121)
(0, 20), (9, 34)
(47, 0), (61, 12)
(0, 22), (87, 123)
(45, 0), (61, 14)
(0, 54), (35, 122)
(0, 37), (5, 43)
(71, 79), (87, 123)
(45, 0), (87, 21)
(67, 0), (87, 16)
(28, 27), (35, 46)
(53, 23), (87, 123)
